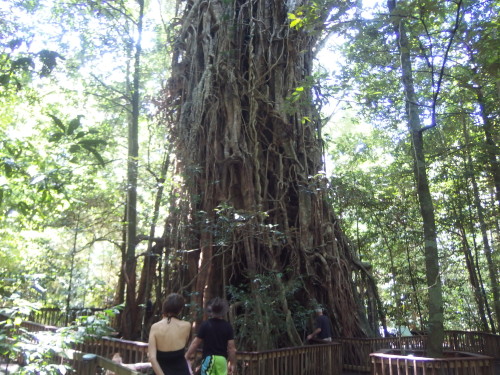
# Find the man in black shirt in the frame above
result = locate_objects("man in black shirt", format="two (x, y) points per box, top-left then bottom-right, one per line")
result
(307, 308), (333, 342)
(185, 297), (237, 375)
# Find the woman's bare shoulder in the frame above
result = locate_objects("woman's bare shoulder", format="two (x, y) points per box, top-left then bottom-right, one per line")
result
(150, 319), (164, 331)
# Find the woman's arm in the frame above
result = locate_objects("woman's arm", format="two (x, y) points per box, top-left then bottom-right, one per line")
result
(148, 328), (165, 375)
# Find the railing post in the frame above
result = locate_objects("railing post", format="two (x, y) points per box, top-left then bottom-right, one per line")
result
(81, 353), (98, 375)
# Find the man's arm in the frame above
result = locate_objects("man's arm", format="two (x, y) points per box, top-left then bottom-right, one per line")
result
(185, 337), (203, 361)
(307, 327), (322, 340)
(227, 339), (237, 375)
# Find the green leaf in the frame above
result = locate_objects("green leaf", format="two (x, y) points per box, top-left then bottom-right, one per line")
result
(75, 131), (86, 139)
(69, 144), (81, 153)
(290, 18), (302, 28)
(38, 50), (64, 77)
(67, 116), (82, 135)
(77, 139), (106, 148)
(48, 114), (66, 133)
(0, 74), (10, 87)
(80, 145), (105, 167)
(11, 57), (35, 71)
(2, 158), (15, 177)
(49, 132), (64, 142)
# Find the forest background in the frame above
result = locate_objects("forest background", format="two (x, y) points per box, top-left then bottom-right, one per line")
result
(1, 0), (499, 352)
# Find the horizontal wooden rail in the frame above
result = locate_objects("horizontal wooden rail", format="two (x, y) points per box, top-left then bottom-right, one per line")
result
(370, 350), (495, 375)
(445, 330), (500, 358)
(339, 336), (425, 372)
(77, 337), (342, 375)
(75, 336), (150, 364)
(339, 331), (500, 372)
(4, 312), (499, 374)
(233, 342), (342, 375)
(28, 307), (106, 327)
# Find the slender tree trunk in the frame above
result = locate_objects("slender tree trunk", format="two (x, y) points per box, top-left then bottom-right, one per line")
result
(475, 89), (500, 331)
(476, 88), (500, 210)
(462, 178), (497, 333)
(450, 169), (490, 331)
(65, 215), (79, 325)
(136, 151), (172, 339)
(388, 0), (443, 357)
(461, 113), (499, 333)
(455, 222), (490, 331)
(121, 0), (144, 340)
(403, 235), (424, 330)
(114, 203), (127, 308)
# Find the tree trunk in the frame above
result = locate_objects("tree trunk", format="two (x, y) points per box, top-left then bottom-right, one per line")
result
(136, 151), (172, 340)
(387, 0), (444, 357)
(121, 0), (144, 340)
(113, 203), (127, 308)
(458, 171), (497, 333)
(476, 88), (500, 211)
(163, 0), (373, 349)
(461, 112), (499, 333)
(475, 89), (500, 331)
(455, 220), (490, 332)
(403, 235), (424, 330)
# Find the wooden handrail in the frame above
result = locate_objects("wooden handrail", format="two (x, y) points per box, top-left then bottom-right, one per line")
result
(75, 338), (343, 375)
(4, 313), (499, 374)
(339, 332), (500, 372)
(370, 350), (495, 375)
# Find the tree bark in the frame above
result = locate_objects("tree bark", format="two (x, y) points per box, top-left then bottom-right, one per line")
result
(164, 0), (372, 349)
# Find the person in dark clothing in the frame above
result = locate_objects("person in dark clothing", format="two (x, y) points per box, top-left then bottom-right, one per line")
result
(185, 297), (236, 375)
(307, 308), (333, 342)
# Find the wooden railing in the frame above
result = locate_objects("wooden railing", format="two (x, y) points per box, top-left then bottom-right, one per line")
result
(71, 332), (499, 374)
(444, 330), (500, 358)
(236, 343), (342, 375)
(75, 336), (149, 364)
(339, 331), (500, 372)
(4, 312), (500, 374)
(28, 307), (105, 327)
(338, 336), (426, 371)
(370, 350), (495, 375)
(75, 336), (342, 375)
(19, 320), (58, 333)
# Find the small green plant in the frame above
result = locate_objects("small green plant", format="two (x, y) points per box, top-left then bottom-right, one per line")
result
(287, 2), (323, 31)
(227, 271), (309, 350)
